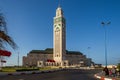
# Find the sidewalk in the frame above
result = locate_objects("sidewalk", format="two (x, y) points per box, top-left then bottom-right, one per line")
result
(94, 72), (120, 80)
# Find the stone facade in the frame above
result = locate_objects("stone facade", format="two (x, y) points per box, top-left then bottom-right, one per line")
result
(23, 49), (93, 67)
(23, 49), (53, 67)
(66, 54), (86, 65)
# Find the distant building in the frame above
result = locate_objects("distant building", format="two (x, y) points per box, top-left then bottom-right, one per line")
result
(23, 6), (94, 67)
(94, 64), (102, 68)
(102, 65), (117, 68)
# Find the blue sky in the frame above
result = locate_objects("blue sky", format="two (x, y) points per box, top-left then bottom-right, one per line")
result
(0, 0), (120, 66)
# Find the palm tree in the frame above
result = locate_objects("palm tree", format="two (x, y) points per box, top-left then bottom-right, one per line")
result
(0, 12), (18, 70)
(0, 13), (18, 50)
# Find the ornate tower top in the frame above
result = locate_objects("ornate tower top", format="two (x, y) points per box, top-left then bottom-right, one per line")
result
(56, 6), (64, 17)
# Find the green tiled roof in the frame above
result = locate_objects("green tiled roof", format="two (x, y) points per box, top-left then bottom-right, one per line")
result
(29, 48), (53, 54)
(66, 51), (83, 55)
(29, 48), (83, 55)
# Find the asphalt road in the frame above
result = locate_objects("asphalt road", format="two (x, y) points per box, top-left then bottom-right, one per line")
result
(0, 69), (101, 80)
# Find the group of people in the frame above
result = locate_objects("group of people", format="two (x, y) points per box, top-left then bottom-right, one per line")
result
(103, 66), (119, 77)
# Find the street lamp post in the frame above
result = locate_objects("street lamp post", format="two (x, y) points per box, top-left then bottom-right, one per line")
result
(18, 52), (19, 67)
(101, 21), (111, 67)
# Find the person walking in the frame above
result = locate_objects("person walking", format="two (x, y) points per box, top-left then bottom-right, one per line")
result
(103, 66), (109, 76)
(111, 66), (116, 77)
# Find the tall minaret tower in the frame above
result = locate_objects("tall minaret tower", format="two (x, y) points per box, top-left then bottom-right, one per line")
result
(53, 6), (66, 66)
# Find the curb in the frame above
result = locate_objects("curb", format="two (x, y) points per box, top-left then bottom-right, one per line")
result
(0, 69), (62, 76)
(94, 74), (117, 80)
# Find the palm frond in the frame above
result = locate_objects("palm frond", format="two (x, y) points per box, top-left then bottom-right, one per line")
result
(0, 31), (18, 50)
(0, 12), (18, 50)
(0, 39), (5, 49)
(0, 13), (7, 33)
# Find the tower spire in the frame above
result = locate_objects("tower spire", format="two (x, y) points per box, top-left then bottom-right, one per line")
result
(58, 0), (61, 8)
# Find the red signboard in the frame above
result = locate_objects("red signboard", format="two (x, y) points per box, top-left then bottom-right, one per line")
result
(0, 50), (11, 57)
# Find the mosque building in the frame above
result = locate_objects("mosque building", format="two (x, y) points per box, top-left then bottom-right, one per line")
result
(23, 6), (94, 67)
